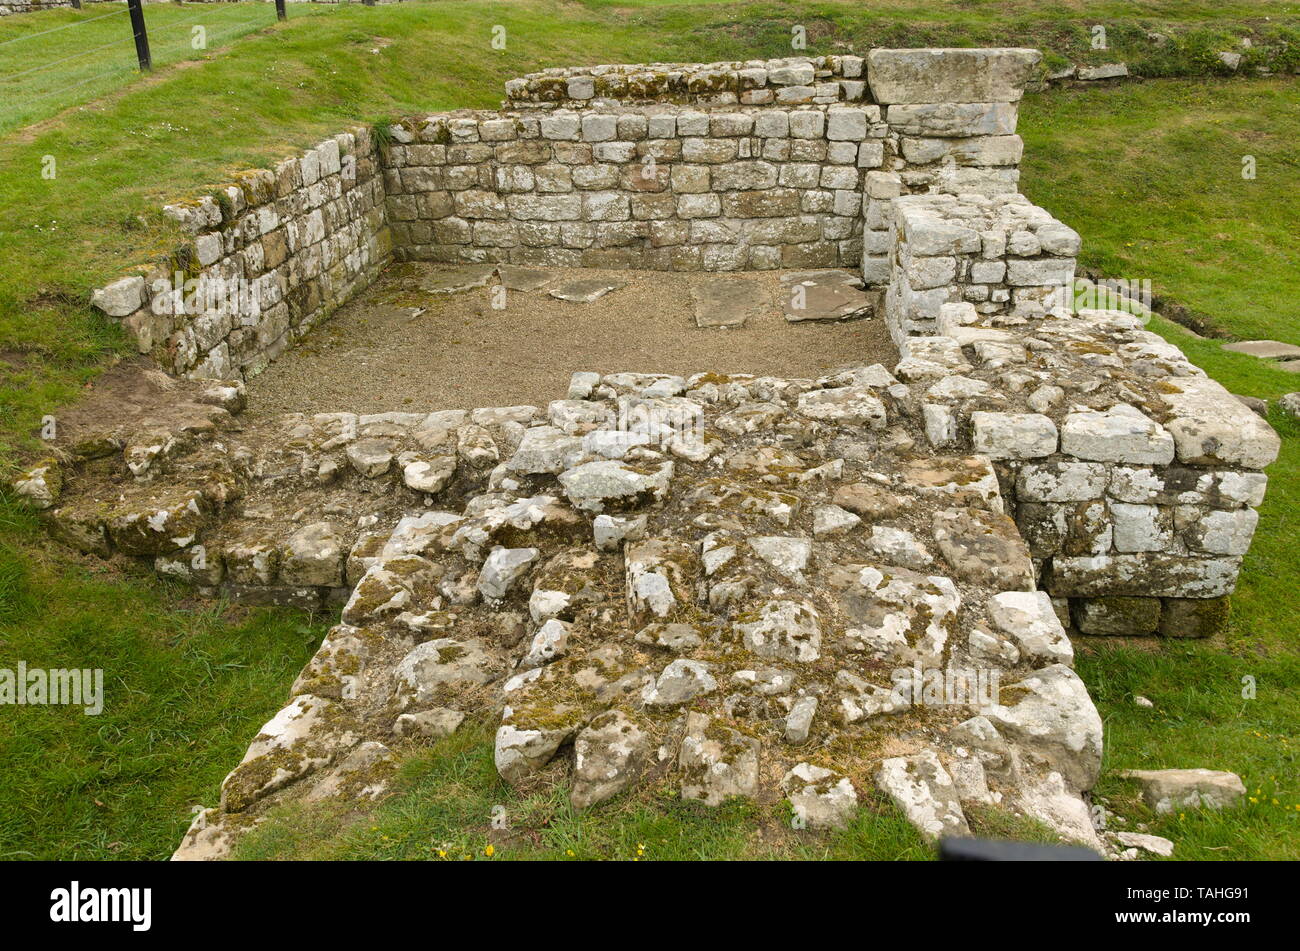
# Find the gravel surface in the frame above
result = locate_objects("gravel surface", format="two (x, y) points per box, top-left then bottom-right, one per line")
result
(245, 263), (896, 418)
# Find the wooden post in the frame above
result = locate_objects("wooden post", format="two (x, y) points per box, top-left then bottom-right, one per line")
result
(275, 0), (287, 21)
(126, 0), (152, 72)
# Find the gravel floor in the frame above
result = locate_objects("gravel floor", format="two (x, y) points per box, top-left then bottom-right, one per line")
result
(245, 263), (897, 418)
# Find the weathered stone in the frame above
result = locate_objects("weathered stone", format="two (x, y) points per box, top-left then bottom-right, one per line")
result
(1158, 596), (1230, 639)
(874, 750), (969, 841)
(477, 547), (541, 600)
(1072, 596), (1162, 635)
(571, 709), (651, 809)
(783, 762), (858, 830)
(986, 591), (1073, 665)
(280, 522), (345, 588)
(867, 48), (1041, 104)
(985, 664), (1103, 791)
(679, 712), (760, 806)
(1120, 768), (1245, 814)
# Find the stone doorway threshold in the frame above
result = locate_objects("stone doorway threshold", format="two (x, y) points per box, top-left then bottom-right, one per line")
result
(244, 264), (893, 419)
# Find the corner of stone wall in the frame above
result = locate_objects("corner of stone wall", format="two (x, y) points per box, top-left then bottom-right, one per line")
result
(880, 188), (1280, 637)
(90, 126), (393, 382)
(860, 48), (1040, 286)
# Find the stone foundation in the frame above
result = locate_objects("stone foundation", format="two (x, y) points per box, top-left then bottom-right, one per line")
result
(90, 49), (1040, 383)
(882, 192), (1278, 636)
(30, 47), (1281, 855)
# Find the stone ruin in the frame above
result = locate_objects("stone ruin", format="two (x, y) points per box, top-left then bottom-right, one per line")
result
(11, 50), (1280, 858)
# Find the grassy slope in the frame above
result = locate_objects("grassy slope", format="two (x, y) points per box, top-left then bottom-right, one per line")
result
(0, 2), (1296, 860)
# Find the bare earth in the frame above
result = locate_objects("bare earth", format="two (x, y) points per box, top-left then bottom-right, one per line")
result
(244, 263), (896, 418)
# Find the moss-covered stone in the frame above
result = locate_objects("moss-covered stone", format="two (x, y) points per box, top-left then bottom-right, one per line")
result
(1158, 596), (1230, 638)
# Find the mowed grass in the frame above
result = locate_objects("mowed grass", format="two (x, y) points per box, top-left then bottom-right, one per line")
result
(1020, 80), (1300, 345)
(0, 2), (336, 136)
(0, 3), (1296, 859)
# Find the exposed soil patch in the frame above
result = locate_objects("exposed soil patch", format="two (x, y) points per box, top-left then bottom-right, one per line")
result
(245, 264), (896, 418)
(41, 355), (234, 454)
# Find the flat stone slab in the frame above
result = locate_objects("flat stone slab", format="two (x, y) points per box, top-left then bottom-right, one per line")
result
(1222, 339), (1300, 360)
(420, 265), (496, 295)
(548, 277), (627, 303)
(690, 275), (767, 329)
(496, 265), (555, 292)
(780, 269), (873, 323)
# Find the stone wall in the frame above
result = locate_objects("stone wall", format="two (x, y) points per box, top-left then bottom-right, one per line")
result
(883, 192), (1280, 636)
(383, 103), (882, 271)
(858, 48), (1040, 286)
(90, 127), (390, 381)
(90, 50), (1044, 378)
(504, 56), (869, 109)
(0, 0), (75, 12)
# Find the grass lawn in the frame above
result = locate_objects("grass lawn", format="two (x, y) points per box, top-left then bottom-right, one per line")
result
(0, 1), (1296, 861)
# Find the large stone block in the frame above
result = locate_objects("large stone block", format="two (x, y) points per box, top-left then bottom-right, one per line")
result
(886, 102), (1019, 137)
(900, 135), (1024, 167)
(1048, 554), (1242, 598)
(1157, 377), (1281, 469)
(867, 48), (1042, 104)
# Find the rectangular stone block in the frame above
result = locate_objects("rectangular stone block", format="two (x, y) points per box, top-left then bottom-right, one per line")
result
(1048, 554), (1242, 598)
(886, 102), (1019, 137)
(900, 135), (1024, 166)
(867, 48), (1041, 104)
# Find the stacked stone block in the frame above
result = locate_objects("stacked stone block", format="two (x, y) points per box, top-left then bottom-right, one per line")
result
(504, 56), (869, 109)
(884, 194), (1279, 637)
(883, 192), (1079, 344)
(91, 128), (390, 381)
(860, 48), (1041, 285)
(384, 104), (882, 271)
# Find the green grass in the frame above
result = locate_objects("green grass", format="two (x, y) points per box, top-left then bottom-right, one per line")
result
(0, 2), (336, 136)
(0, 495), (327, 860)
(231, 718), (1059, 861)
(0, 2), (1297, 860)
(1021, 80), (1300, 345)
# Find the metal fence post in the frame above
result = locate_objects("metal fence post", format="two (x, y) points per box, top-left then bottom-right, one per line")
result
(276, 0), (287, 21)
(126, 0), (152, 72)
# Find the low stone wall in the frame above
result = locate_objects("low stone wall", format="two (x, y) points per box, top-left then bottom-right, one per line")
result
(884, 192), (1280, 636)
(0, 1), (75, 13)
(91, 49), (1043, 378)
(504, 56), (869, 109)
(384, 104), (882, 271)
(90, 127), (390, 380)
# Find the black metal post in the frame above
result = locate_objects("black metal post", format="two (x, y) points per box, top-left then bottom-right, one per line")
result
(275, 0), (287, 21)
(70, 0), (82, 10)
(126, 0), (151, 72)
